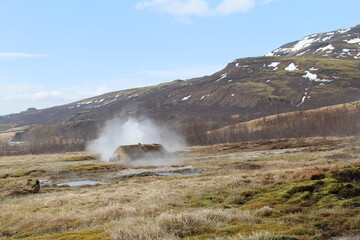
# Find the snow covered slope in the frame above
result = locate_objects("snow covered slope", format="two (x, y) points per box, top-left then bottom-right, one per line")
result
(267, 25), (360, 60)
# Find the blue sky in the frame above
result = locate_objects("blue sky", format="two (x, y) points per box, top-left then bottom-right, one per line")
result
(0, 0), (359, 115)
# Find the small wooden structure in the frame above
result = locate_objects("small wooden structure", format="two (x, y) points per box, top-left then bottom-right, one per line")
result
(109, 143), (168, 162)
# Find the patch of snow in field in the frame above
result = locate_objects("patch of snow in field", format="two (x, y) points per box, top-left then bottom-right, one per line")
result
(266, 80), (271, 82)
(315, 44), (334, 53)
(216, 73), (227, 82)
(309, 67), (318, 71)
(235, 63), (239, 67)
(342, 49), (350, 53)
(200, 96), (205, 100)
(228, 80), (232, 83)
(182, 95), (191, 101)
(285, 63), (298, 71)
(231, 94), (235, 97)
(302, 71), (332, 83)
(344, 37), (360, 44)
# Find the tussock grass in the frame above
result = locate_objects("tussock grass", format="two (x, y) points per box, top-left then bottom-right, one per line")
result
(225, 231), (286, 240)
(109, 217), (176, 240)
(0, 138), (359, 239)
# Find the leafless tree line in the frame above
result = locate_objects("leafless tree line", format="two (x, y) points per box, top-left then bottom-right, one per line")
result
(0, 123), (95, 156)
(2, 103), (360, 155)
(187, 102), (360, 145)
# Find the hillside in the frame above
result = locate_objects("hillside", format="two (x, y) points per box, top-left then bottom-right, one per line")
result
(0, 24), (359, 141)
(206, 101), (360, 144)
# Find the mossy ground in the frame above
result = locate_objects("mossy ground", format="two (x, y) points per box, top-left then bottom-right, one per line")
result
(5, 229), (109, 240)
(183, 166), (360, 239)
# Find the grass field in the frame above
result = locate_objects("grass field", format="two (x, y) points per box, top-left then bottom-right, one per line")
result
(0, 137), (359, 240)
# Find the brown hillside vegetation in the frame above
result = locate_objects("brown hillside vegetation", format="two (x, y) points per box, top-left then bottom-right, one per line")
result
(205, 101), (360, 144)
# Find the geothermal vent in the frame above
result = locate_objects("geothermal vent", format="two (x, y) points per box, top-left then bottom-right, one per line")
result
(109, 143), (169, 162)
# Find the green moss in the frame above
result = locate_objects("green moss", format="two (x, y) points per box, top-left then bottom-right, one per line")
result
(236, 82), (276, 97)
(185, 166), (360, 238)
(287, 191), (312, 204)
(10, 169), (46, 177)
(12, 228), (109, 240)
(63, 156), (96, 162)
(67, 164), (109, 171)
(229, 189), (261, 205)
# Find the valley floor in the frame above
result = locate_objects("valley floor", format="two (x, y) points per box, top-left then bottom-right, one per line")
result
(0, 137), (359, 240)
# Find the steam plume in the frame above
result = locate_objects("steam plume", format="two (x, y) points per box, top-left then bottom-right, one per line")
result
(86, 116), (186, 165)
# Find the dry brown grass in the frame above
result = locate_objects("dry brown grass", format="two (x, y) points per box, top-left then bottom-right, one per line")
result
(0, 137), (359, 239)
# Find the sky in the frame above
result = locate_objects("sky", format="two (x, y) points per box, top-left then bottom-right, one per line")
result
(0, 0), (359, 116)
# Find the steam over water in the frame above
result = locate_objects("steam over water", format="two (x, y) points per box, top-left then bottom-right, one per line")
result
(86, 117), (186, 165)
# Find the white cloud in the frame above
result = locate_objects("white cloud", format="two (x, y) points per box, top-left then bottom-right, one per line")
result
(262, 0), (278, 3)
(0, 83), (112, 115)
(136, 0), (255, 17)
(0, 52), (47, 60)
(137, 0), (210, 16)
(4, 90), (61, 101)
(2, 85), (110, 102)
(216, 0), (254, 15)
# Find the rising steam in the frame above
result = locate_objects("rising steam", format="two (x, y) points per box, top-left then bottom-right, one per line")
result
(86, 116), (186, 166)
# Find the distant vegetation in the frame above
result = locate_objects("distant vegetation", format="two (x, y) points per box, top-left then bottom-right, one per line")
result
(188, 101), (360, 145)
(2, 101), (360, 155)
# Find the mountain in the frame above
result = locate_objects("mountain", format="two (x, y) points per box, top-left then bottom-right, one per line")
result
(266, 24), (360, 60)
(1, 24), (359, 137)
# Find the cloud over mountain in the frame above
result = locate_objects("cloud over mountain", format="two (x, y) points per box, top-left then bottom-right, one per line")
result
(136, 0), (255, 17)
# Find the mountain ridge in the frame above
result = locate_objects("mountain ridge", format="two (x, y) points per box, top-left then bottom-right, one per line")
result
(1, 24), (359, 136)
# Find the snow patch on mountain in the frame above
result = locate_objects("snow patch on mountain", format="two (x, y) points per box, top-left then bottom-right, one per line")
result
(182, 95), (191, 101)
(302, 71), (332, 83)
(268, 62), (280, 70)
(338, 28), (351, 34)
(285, 63), (298, 71)
(216, 73), (227, 82)
(296, 49), (310, 56)
(344, 37), (360, 44)
(315, 44), (334, 53)
(266, 25), (359, 59)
